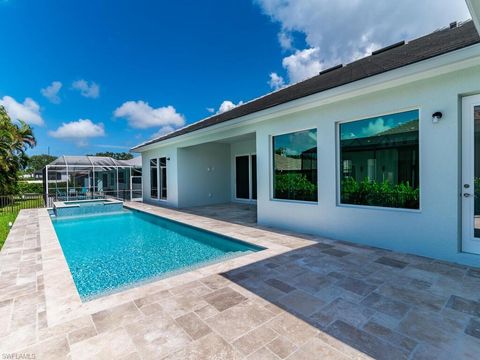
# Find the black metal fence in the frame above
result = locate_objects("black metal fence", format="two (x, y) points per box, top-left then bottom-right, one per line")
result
(0, 194), (46, 214)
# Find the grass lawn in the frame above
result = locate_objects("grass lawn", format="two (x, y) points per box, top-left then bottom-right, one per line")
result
(0, 211), (18, 249)
(0, 195), (44, 250)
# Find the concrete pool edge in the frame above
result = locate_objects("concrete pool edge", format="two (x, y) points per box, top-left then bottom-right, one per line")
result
(40, 202), (303, 325)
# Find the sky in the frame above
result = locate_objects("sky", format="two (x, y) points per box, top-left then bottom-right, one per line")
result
(0, 0), (471, 157)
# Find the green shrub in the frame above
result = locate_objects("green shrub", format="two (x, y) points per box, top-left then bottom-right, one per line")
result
(274, 173), (317, 201)
(15, 182), (43, 194)
(341, 177), (419, 209)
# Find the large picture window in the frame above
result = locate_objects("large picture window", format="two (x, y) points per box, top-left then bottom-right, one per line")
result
(339, 109), (420, 209)
(273, 129), (317, 202)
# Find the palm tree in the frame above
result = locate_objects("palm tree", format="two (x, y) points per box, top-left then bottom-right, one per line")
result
(0, 106), (36, 194)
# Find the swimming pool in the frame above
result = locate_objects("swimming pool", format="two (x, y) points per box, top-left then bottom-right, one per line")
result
(52, 209), (263, 300)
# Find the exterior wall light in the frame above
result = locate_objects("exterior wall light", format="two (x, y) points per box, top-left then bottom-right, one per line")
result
(432, 111), (443, 123)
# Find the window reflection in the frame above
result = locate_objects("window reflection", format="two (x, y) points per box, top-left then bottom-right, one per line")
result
(340, 110), (420, 209)
(272, 129), (318, 202)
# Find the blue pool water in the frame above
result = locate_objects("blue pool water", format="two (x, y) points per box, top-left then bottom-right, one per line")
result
(52, 210), (262, 300)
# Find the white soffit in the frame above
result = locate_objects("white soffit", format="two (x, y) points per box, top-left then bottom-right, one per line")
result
(466, 0), (480, 34)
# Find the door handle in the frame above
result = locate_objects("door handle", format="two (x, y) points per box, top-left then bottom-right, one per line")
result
(464, 193), (473, 197)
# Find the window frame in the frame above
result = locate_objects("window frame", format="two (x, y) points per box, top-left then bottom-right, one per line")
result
(149, 157), (168, 201)
(269, 127), (319, 204)
(335, 107), (422, 212)
(234, 153), (257, 203)
(150, 158), (158, 199)
(159, 157), (167, 200)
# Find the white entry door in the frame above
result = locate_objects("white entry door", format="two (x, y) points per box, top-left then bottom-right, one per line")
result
(462, 94), (480, 254)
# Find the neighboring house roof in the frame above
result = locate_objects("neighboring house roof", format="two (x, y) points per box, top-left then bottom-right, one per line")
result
(342, 120), (419, 150)
(274, 154), (302, 171)
(122, 157), (142, 167)
(133, 21), (480, 151)
(376, 119), (419, 136)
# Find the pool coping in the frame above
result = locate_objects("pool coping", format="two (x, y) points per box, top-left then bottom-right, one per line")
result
(40, 202), (310, 326)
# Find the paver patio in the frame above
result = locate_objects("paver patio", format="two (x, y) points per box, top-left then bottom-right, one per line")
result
(1, 202), (480, 359)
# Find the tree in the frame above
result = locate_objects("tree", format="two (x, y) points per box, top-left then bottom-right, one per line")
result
(25, 154), (57, 174)
(86, 151), (133, 160)
(0, 106), (36, 194)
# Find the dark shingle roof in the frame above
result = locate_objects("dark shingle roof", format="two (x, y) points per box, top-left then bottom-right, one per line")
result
(133, 21), (479, 150)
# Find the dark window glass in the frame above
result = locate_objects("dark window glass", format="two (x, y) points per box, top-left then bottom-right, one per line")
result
(159, 157), (167, 199)
(150, 159), (158, 198)
(339, 109), (420, 209)
(251, 155), (257, 200)
(273, 129), (317, 202)
(102, 174), (108, 190)
(236, 156), (250, 199)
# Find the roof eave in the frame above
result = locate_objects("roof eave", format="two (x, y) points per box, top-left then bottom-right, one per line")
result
(132, 41), (480, 153)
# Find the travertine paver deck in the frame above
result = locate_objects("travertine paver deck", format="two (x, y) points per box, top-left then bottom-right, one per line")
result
(0, 202), (480, 359)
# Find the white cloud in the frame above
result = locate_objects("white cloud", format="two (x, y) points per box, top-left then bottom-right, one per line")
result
(151, 126), (175, 139)
(41, 81), (62, 104)
(282, 48), (322, 83)
(206, 107), (215, 113)
(49, 119), (105, 146)
(361, 118), (391, 137)
(217, 100), (243, 114)
(114, 100), (185, 131)
(72, 79), (100, 98)
(0, 96), (43, 125)
(268, 72), (285, 90)
(96, 144), (130, 149)
(256, 0), (471, 83)
(278, 31), (294, 50)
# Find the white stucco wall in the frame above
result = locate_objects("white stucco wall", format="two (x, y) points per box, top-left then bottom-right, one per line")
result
(136, 55), (480, 266)
(141, 145), (179, 207)
(254, 65), (480, 266)
(177, 142), (231, 208)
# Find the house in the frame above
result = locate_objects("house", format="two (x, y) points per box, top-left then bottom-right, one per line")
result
(132, 12), (480, 266)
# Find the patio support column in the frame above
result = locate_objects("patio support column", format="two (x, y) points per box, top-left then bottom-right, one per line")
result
(129, 167), (132, 201)
(116, 167), (119, 199)
(66, 164), (69, 201)
(45, 165), (49, 205)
